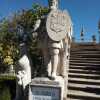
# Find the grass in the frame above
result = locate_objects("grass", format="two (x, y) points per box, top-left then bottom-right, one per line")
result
(0, 74), (16, 100)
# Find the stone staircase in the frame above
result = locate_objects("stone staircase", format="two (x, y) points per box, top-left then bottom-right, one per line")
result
(67, 43), (100, 100)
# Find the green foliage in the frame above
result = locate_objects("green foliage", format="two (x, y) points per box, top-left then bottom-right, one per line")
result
(0, 85), (11, 100)
(0, 80), (16, 100)
(0, 3), (49, 75)
(0, 4), (49, 100)
(32, 4), (49, 18)
(0, 19), (19, 72)
(0, 42), (19, 66)
(0, 3), (49, 100)
(0, 74), (16, 81)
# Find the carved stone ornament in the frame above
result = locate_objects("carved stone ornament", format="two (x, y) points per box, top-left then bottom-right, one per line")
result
(46, 9), (72, 41)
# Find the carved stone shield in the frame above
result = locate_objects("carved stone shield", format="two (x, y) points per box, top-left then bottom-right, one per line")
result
(46, 10), (72, 41)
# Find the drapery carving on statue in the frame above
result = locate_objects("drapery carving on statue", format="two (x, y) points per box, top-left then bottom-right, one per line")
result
(17, 55), (31, 89)
(15, 25), (32, 100)
(47, 35), (72, 79)
(58, 34), (72, 77)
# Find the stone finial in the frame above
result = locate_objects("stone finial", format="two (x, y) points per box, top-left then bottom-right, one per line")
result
(48, 0), (59, 10)
(80, 27), (84, 37)
(80, 26), (84, 41)
(92, 34), (96, 43)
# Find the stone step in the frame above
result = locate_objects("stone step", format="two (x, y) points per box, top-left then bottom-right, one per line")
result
(69, 57), (100, 61)
(69, 68), (100, 75)
(71, 44), (100, 48)
(71, 48), (100, 51)
(68, 73), (100, 80)
(69, 65), (100, 71)
(70, 49), (100, 52)
(68, 83), (100, 93)
(70, 62), (100, 66)
(68, 83), (100, 94)
(67, 98), (80, 100)
(71, 45), (100, 47)
(70, 53), (100, 56)
(70, 55), (100, 58)
(70, 51), (100, 55)
(67, 90), (100, 100)
(68, 77), (100, 85)
(71, 48), (100, 52)
(71, 50), (100, 53)
(71, 43), (100, 45)
(70, 54), (100, 57)
(70, 60), (100, 64)
(68, 44), (100, 100)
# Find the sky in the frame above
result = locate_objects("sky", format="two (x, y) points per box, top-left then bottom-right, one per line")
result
(0, 0), (100, 42)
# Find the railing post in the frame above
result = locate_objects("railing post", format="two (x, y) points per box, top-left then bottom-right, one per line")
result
(80, 26), (84, 42)
(92, 35), (96, 44)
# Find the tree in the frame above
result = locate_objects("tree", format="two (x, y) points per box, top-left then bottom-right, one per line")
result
(0, 4), (49, 74)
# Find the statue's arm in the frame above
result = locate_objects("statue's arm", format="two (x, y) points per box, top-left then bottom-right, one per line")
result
(33, 19), (41, 31)
(32, 19), (41, 39)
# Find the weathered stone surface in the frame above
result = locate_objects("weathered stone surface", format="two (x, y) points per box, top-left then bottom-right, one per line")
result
(29, 77), (65, 100)
(15, 0), (72, 100)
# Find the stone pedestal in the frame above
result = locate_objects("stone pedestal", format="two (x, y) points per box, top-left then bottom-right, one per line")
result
(28, 77), (65, 100)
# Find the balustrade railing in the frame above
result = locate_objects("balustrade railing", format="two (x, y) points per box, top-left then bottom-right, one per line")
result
(72, 37), (98, 44)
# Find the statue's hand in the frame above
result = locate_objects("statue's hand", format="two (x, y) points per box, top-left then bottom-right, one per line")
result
(16, 73), (22, 85)
(16, 71), (26, 85)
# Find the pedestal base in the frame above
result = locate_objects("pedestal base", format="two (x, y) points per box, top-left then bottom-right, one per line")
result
(28, 76), (66, 100)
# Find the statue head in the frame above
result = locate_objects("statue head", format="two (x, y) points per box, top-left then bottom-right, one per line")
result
(48, 0), (59, 10)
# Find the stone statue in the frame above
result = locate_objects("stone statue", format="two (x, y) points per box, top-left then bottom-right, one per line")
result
(15, 25), (31, 100)
(48, 0), (58, 10)
(14, 1), (73, 100)
(33, 0), (72, 80)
